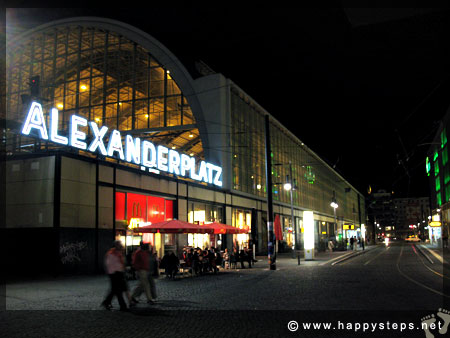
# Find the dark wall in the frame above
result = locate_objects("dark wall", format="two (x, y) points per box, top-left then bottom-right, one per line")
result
(5, 228), (59, 278)
(5, 227), (115, 278)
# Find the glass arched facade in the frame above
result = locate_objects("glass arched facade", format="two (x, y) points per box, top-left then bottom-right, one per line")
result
(6, 24), (204, 160)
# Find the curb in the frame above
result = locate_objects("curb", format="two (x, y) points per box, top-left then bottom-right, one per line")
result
(417, 244), (450, 269)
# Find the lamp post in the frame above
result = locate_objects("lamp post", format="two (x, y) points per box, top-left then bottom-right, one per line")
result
(274, 162), (298, 263)
(331, 192), (339, 245)
(264, 114), (276, 270)
(283, 161), (298, 262)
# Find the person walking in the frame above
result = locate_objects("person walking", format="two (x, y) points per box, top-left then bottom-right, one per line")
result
(353, 236), (357, 251)
(130, 242), (154, 306)
(147, 245), (158, 302)
(101, 240), (128, 311)
(244, 247), (252, 268)
(349, 236), (354, 250)
(208, 248), (217, 274)
(214, 247), (222, 270)
(239, 248), (246, 269)
(328, 239), (334, 252)
(192, 249), (200, 275)
(231, 247), (239, 269)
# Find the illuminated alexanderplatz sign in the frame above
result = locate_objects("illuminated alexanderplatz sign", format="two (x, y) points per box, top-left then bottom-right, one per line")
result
(21, 102), (223, 187)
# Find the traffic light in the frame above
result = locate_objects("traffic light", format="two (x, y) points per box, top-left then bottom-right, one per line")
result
(30, 76), (40, 97)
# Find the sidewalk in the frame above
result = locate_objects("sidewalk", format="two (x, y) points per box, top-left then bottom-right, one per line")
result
(254, 244), (378, 267)
(4, 245), (379, 310)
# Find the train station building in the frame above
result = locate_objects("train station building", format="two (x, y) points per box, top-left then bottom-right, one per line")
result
(5, 17), (366, 275)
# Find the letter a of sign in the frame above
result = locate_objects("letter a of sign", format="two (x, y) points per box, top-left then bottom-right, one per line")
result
(22, 102), (49, 140)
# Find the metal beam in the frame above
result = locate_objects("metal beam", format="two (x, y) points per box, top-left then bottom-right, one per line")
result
(125, 124), (197, 135)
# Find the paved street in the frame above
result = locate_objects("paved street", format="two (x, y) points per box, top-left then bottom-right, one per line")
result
(2, 243), (449, 337)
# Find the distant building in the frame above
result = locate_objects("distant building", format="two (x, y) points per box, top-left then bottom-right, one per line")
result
(367, 189), (396, 240)
(393, 197), (430, 239)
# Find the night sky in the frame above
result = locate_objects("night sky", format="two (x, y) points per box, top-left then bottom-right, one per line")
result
(6, 7), (450, 198)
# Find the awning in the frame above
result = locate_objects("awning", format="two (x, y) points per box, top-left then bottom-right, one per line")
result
(203, 222), (249, 234)
(133, 220), (249, 235)
(133, 219), (214, 234)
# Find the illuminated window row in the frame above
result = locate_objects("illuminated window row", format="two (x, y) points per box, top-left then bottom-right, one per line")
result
(229, 88), (363, 220)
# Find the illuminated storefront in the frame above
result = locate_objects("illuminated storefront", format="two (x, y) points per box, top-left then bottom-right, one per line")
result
(282, 216), (294, 248)
(232, 208), (251, 249)
(343, 223), (359, 240)
(5, 16), (365, 275)
(187, 201), (224, 249)
(429, 215), (442, 245)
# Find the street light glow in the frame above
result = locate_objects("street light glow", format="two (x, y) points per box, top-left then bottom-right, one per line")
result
(330, 201), (338, 209)
(284, 182), (292, 191)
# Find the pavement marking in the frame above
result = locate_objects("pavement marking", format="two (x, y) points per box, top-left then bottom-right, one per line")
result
(363, 246), (390, 265)
(396, 244), (450, 298)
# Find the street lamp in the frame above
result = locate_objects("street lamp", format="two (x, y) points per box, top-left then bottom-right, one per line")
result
(284, 182), (292, 191)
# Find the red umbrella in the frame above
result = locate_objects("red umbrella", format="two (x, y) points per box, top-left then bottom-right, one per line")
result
(274, 214), (283, 241)
(203, 222), (249, 234)
(133, 219), (214, 234)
